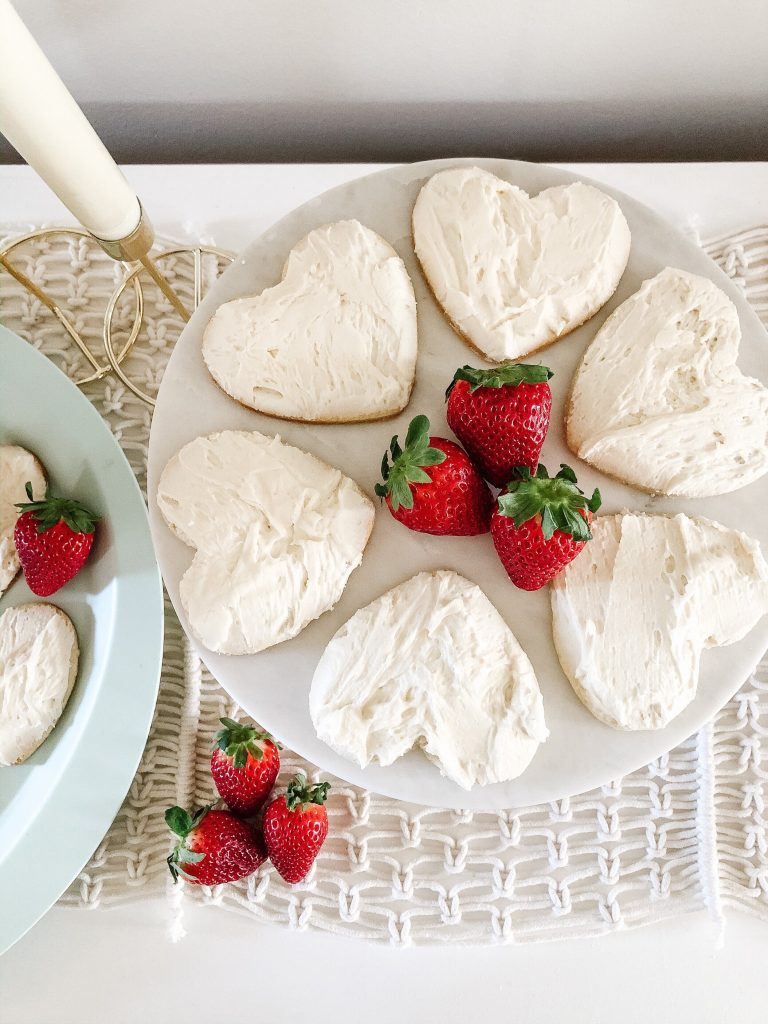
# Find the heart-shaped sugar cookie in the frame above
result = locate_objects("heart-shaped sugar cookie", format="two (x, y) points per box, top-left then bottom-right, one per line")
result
(202, 220), (417, 423)
(0, 603), (79, 765)
(567, 268), (768, 496)
(156, 430), (374, 655)
(412, 167), (630, 362)
(310, 570), (547, 789)
(552, 513), (768, 730)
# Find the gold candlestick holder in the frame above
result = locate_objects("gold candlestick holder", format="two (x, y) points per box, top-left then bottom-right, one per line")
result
(0, 201), (233, 406)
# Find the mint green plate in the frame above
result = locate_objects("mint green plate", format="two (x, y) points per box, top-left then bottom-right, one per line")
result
(0, 326), (163, 955)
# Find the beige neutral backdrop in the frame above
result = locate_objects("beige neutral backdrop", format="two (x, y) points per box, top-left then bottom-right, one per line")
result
(2, 0), (767, 162)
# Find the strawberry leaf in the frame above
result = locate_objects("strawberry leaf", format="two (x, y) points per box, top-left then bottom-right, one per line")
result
(540, 505), (557, 541)
(392, 476), (414, 511)
(214, 717), (272, 766)
(376, 415), (447, 512)
(447, 362), (553, 397)
(556, 464), (577, 484)
(165, 806), (193, 838)
(418, 448), (446, 467)
(497, 462), (598, 541)
(166, 854), (181, 883)
(16, 482), (99, 535)
(505, 489), (544, 528)
(285, 774), (331, 811)
(405, 414), (429, 448)
(177, 848), (205, 865)
(562, 505), (590, 542)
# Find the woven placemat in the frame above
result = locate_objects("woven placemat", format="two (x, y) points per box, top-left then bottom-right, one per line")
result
(1, 223), (767, 946)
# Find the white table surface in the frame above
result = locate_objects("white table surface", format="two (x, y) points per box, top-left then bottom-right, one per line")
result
(1, 162), (767, 1024)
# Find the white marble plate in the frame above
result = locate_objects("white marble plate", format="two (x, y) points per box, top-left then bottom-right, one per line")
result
(147, 158), (768, 810)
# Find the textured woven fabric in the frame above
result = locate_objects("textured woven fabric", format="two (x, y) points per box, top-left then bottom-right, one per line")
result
(1, 223), (767, 946)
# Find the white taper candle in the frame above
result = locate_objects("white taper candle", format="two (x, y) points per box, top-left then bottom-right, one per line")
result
(0, 0), (141, 240)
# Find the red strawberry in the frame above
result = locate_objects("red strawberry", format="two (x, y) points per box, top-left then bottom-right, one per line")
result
(491, 464), (601, 591)
(14, 481), (98, 596)
(165, 805), (267, 885)
(446, 363), (553, 487)
(375, 414), (493, 536)
(262, 775), (331, 884)
(210, 717), (280, 816)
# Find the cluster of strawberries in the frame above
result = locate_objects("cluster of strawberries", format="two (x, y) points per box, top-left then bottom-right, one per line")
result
(166, 718), (330, 886)
(375, 362), (601, 589)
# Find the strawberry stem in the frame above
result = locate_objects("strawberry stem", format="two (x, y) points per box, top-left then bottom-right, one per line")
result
(446, 362), (553, 397)
(214, 717), (276, 767)
(285, 774), (331, 812)
(374, 415), (446, 512)
(16, 481), (99, 535)
(496, 464), (601, 542)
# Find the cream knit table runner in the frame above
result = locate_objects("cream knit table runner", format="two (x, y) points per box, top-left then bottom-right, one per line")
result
(1, 223), (766, 947)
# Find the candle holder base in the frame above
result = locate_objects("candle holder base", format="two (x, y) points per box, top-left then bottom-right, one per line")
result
(0, 227), (144, 385)
(102, 242), (233, 406)
(0, 225), (233, 405)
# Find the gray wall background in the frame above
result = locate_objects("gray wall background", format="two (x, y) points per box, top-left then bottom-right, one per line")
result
(2, 0), (767, 163)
